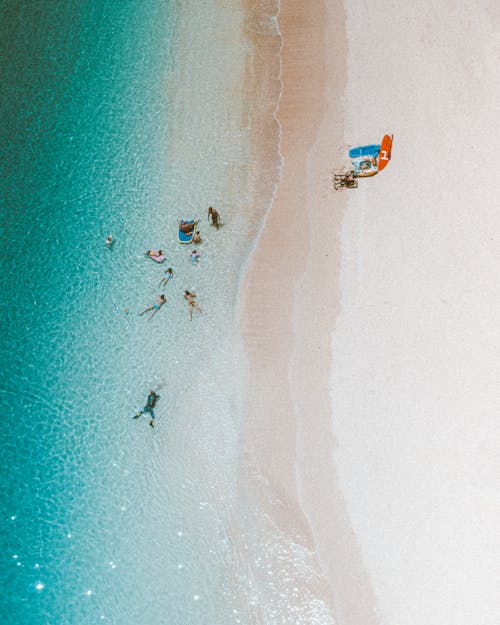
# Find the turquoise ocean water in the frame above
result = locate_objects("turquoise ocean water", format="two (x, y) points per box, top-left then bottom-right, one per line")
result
(1, 2), (279, 623)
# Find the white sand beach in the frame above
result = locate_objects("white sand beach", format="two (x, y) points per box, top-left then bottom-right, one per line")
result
(240, 1), (500, 624)
(332, 3), (500, 624)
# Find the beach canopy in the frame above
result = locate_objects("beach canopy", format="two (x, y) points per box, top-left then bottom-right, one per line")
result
(377, 134), (393, 171)
(349, 134), (393, 176)
(349, 144), (380, 159)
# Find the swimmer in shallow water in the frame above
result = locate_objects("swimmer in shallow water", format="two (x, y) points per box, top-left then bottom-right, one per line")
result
(106, 235), (113, 247)
(133, 390), (160, 427)
(183, 290), (203, 320)
(159, 267), (174, 288)
(139, 294), (166, 318)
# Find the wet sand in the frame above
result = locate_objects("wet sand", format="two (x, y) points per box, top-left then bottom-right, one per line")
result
(239, 0), (379, 622)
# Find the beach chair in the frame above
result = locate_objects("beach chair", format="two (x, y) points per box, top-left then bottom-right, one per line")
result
(333, 170), (358, 190)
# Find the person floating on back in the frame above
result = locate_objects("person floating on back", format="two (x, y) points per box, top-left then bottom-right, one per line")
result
(207, 207), (220, 229)
(133, 390), (160, 427)
(184, 290), (203, 320)
(139, 294), (166, 319)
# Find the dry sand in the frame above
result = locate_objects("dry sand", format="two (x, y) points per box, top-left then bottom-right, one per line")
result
(240, 0), (500, 624)
(332, 3), (500, 625)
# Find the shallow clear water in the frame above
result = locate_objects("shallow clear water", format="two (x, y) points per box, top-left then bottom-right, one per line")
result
(1, 1), (337, 623)
(0, 2), (262, 623)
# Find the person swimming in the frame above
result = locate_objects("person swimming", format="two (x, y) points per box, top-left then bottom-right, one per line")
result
(139, 294), (166, 318)
(183, 290), (203, 320)
(133, 390), (160, 427)
(159, 267), (174, 287)
(146, 390), (159, 409)
(105, 235), (113, 247)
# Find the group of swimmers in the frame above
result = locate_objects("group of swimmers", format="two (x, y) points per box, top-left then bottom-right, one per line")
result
(114, 206), (221, 427)
(137, 289), (201, 321)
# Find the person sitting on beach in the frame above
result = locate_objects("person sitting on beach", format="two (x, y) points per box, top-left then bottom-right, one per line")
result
(159, 267), (174, 287)
(133, 390), (160, 427)
(179, 220), (195, 234)
(192, 230), (201, 244)
(184, 290), (203, 320)
(139, 294), (166, 318)
(207, 207), (220, 229)
(190, 250), (200, 264)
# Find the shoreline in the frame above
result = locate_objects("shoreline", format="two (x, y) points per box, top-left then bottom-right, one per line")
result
(238, 0), (379, 622)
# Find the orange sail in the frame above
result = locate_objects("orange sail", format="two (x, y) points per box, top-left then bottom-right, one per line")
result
(377, 134), (393, 171)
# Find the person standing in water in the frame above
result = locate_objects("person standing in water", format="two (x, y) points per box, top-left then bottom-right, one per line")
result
(139, 294), (166, 318)
(183, 290), (202, 320)
(207, 207), (220, 229)
(105, 235), (113, 247)
(159, 267), (174, 288)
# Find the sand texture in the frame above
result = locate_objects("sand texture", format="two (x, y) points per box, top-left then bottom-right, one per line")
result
(331, 2), (500, 624)
(241, 0), (500, 624)
(240, 0), (379, 623)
